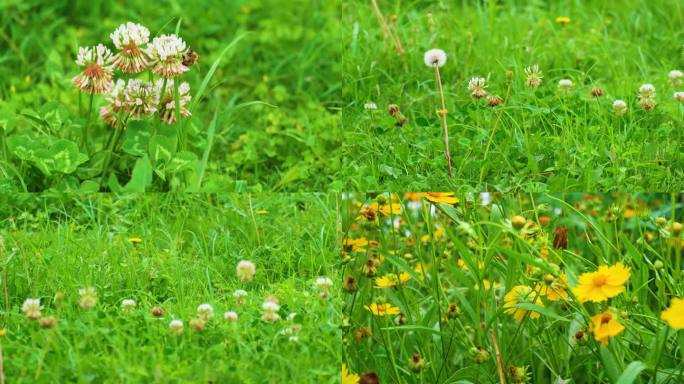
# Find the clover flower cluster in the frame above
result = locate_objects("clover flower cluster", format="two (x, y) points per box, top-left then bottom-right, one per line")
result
(72, 22), (198, 126)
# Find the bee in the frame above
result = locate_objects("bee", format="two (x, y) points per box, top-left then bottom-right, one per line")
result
(182, 50), (199, 67)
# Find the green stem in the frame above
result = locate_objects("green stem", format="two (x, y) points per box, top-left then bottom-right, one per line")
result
(100, 127), (123, 189)
(81, 92), (94, 153)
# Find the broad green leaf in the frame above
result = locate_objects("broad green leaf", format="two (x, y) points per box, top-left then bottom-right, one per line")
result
(121, 155), (153, 192)
(599, 345), (621, 383)
(148, 134), (176, 165)
(122, 120), (153, 156)
(616, 361), (647, 384)
(165, 151), (198, 174)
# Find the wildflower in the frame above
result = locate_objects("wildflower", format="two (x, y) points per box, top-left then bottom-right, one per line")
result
(591, 86), (605, 97)
(197, 303), (214, 320)
(224, 311), (239, 322)
(261, 298), (281, 321)
(661, 298), (684, 329)
(555, 16), (571, 24)
(674, 91), (684, 103)
(374, 272), (411, 288)
(169, 319), (184, 335)
(110, 22), (150, 73)
(72, 44), (114, 94)
(524, 65), (543, 88)
(669, 70), (683, 87)
(343, 364), (360, 384)
(424, 192), (458, 205)
(638, 84), (656, 111)
(314, 277), (333, 299)
(590, 311), (625, 346)
(233, 289), (248, 304)
(128, 236), (142, 244)
(503, 285), (543, 321)
(22, 298), (42, 320)
(124, 79), (159, 118)
(467, 77), (488, 99)
(537, 273), (569, 301)
(236, 260), (256, 282)
(343, 276), (358, 292)
(639, 83), (656, 98)
(573, 262), (630, 303)
(486, 94), (502, 107)
(612, 99), (628, 116)
(423, 48), (447, 68)
(363, 102), (378, 110)
(121, 299), (137, 314)
(446, 303), (459, 319)
(190, 318), (206, 331)
(98, 79), (127, 127)
(155, 79), (192, 124)
(511, 215), (527, 229)
(408, 353), (426, 372)
(0, 329), (6, 337)
(78, 287), (97, 309)
(145, 34), (190, 77)
(469, 346), (491, 363)
(151, 306), (165, 317)
(557, 79), (573, 93)
(364, 303), (401, 317)
(387, 103), (407, 126)
(39, 316), (57, 329)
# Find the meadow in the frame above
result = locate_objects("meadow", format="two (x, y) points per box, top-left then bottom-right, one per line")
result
(0, 193), (339, 382)
(341, 0), (684, 191)
(0, 0), (342, 192)
(342, 192), (684, 383)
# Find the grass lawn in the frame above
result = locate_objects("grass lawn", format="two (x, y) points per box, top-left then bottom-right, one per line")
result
(0, 193), (339, 382)
(341, 0), (684, 191)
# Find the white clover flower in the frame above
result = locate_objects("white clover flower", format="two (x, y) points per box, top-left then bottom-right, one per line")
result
(169, 319), (184, 335)
(224, 311), (239, 322)
(235, 260), (256, 282)
(524, 65), (543, 88)
(314, 277), (333, 291)
(639, 83), (656, 97)
(121, 299), (137, 314)
(110, 22), (150, 73)
(72, 44), (114, 94)
(155, 79), (192, 124)
(467, 77), (488, 99)
(557, 79), (573, 93)
(261, 299), (281, 322)
(78, 287), (97, 309)
(668, 70), (683, 87)
(100, 79), (126, 127)
(146, 34), (189, 77)
(424, 48), (447, 68)
(233, 289), (248, 304)
(22, 298), (42, 320)
(197, 303), (214, 320)
(364, 102), (378, 110)
(674, 91), (684, 103)
(612, 99), (628, 116)
(124, 79), (159, 118)
(638, 84), (656, 111)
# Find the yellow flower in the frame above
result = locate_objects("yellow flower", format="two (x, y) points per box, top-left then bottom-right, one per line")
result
(0, 328), (6, 337)
(555, 16), (571, 24)
(590, 311), (625, 346)
(503, 285), (543, 321)
(424, 192), (459, 205)
(537, 273), (569, 301)
(342, 364), (360, 384)
(374, 272), (411, 288)
(573, 262), (630, 303)
(343, 238), (369, 253)
(661, 298), (684, 329)
(457, 258), (485, 271)
(364, 303), (401, 317)
(128, 236), (142, 243)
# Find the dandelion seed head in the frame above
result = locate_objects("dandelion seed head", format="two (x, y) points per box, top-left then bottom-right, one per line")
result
(424, 48), (447, 68)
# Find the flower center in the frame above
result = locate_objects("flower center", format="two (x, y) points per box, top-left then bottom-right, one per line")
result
(600, 313), (612, 324)
(592, 275), (608, 286)
(84, 63), (104, 77)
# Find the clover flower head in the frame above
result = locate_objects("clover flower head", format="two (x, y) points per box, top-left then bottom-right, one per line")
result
(100, 79), (127, 126)
(364, 102), (378, 110)
(235, 260), (257, 282)
(111, 22), (151, 73)
(673, 91), (684, 103)
(224, 311), (239, 322)
(424, 48), (447, 68)
(79, 287), (98, 309)
(524, 65), (543, 88)
(638, 83), (656, 97)
(121, 299), (137, 313)
(146, 34), (189, 77)
(197, 303), (214, 320)
(467, 77), (488, 99)
(261, 298), (281, 321)
(612, 99), (627, 116)
(558, 79), (573, 92)
(668, 70), (683, 87)
(72, 44), (114, 94)
(22, 298), (42, 320)
(169, 319), (184, 335)
(124, 79), (159, 118)
(314, 277), (333, 291)
(155, 79), (192, 124)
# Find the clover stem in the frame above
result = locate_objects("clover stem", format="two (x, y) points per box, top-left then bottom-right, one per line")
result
(81, 92), (94, 153)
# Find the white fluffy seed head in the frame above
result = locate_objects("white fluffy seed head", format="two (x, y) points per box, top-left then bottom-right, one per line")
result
(146, 34), (187, 61)
(111, 22), (150, 49)
(75, 44), (112, 66)
(424, 48), (447, 68)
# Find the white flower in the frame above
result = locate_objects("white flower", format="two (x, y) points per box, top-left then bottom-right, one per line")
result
(612, 99), (627, 116)
(124, 79), (159, 118)
(467, 77), (488, 99)
(674, 92), (684, 103)
(121, 299), (136, 313)
(638, 83), (656, 97)
(22, 298), (41, 320)
(233, 289), (248, 305)
(364, 102), (378, 110)
(261, 299), (281, 322)
(224, 311), (238, 322)
(288, 335), (299, 343)
(424, 48), (447, 68)
(78, 287), (97, 309)
(557, 79), (573, 92)
(75, 44), (113, 67)
(236, 260), (256, 282)
(155, 79), (192, 124)
(169, 319), (184, 335)
(524, 65), (543, 88)
(72, 44), (114, 94)
(314, 277), (333, 291)
(111, 22), (150, 49)
(668, 70), (683, 87)
(146, 34), (189, 77)
(197, 303), (214, 320)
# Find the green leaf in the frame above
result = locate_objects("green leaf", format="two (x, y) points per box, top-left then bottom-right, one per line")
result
(165, 151), (198, 174)
(148, 134), (177, 165)
(512, 303), (570, 322)
(599, 345), (621, 383)
(193, 109), (218, 191)
(79, 180), (100, 193)
(616, 361), (647, 384)
(122, 120), (153, 156)
(121, 155), (153, 192)
(0, 110), (16, 134)
(7, 135), (87, 175)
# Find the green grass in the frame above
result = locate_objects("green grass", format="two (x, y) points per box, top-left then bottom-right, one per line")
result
(0, 0), (342, 192)
(1, 193), (339, 382)
(342, 192), (684, 383)
(341, 0), (684, 191)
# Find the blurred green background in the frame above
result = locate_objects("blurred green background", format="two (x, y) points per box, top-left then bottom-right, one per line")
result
(0, 0), (342, 191)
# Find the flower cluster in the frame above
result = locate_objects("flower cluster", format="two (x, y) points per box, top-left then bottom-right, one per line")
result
(73, 22), (196, 127)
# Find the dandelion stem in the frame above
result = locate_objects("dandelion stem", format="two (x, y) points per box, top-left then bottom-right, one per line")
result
(434, 66), (453, 177)
(81, 92), (94, 153)
(490, 328), (507, 384)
